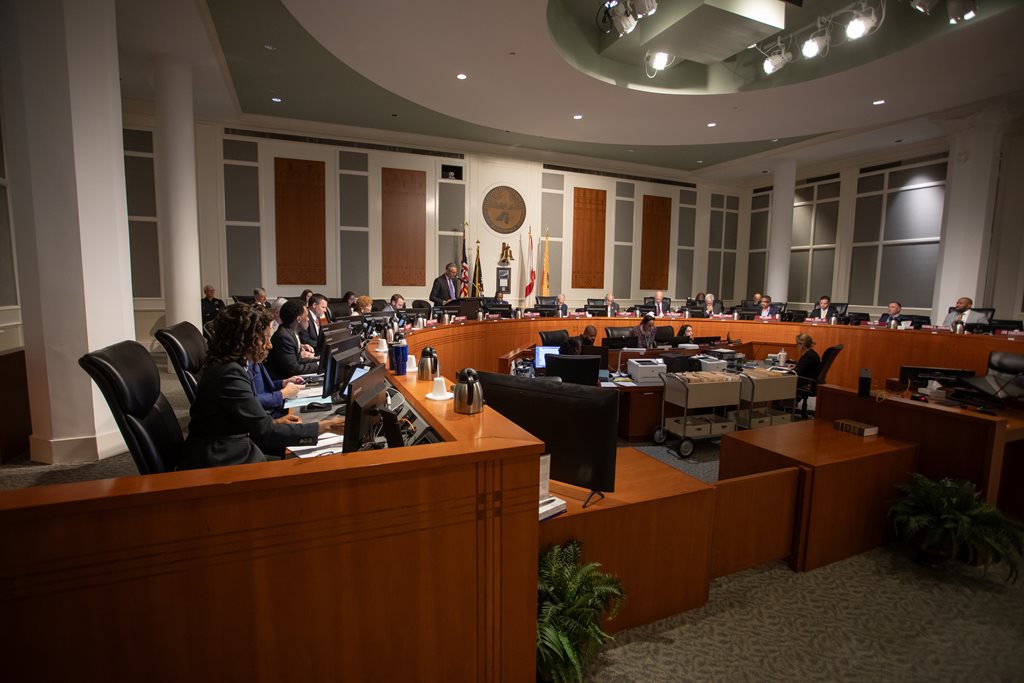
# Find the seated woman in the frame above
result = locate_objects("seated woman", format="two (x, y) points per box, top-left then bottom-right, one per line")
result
(632, 313), (658, 349)
(352, 295), (373, 316)
(793, 333), (822, 391)
(178, 304), (344, 470)
(678, 324), (694, 344)
(267, 300), (320, 380)
(558, 336), (582, 356)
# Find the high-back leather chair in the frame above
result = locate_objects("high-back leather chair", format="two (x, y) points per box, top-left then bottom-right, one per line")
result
(539, 329), (570, 347)
(536, 295), (558, 306)
(605, 326), (633, 339)
(654, 325), (675, 345)
(154, 321), (207, 405)
(797, 344), (843, 418)
(79, 340), (184, 474)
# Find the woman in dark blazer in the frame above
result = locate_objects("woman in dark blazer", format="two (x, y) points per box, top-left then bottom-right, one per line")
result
(793, 333), (822, 391)
(178, 304), (344, 470)
(266, 300), (320, 380)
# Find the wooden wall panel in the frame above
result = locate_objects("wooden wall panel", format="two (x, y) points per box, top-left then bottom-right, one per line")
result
(274, 157), (326, 284)
(571, 187), (606, 289)
(639, 195), (671, 290)
(382, 168), (426, 286)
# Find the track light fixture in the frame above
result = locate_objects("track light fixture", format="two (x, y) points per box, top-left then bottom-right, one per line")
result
(846, 5), (878, 40)
(596, 0), (657, 38)
(946, 0), (976, 24)
(762, 41), (792, 75)
(645, 51), (676, 78)
(633, 0), (657, 18)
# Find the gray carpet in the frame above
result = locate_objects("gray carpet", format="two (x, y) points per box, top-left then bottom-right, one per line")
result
(589, 547), (1024, 682)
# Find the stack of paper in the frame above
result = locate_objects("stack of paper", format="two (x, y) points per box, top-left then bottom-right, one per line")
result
(539, 496), (567, 521)
(290, 432), (344, 458)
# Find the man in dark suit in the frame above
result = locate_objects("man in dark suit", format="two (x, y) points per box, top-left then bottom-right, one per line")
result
(603, 292), (620, 316)
(757, 295), (780, 319)
(702, 293), (723, 317)
(555, 293), (568, 317)
(267, 300), (320, 380)
(878, 300), (904, 325)
(201, 285), (225, 326)
(299, 293), (329, 348)
(253, 287), (271, 308)
(810, 295), (834, 321)
(652, 291), (671, 317)
(429, 263), (462, 306)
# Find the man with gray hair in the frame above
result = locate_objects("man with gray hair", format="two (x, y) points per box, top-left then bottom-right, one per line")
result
(429, 262), (462, 306)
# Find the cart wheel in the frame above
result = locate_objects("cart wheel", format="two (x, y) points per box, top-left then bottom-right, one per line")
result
(678, 438), (695, 458)
(653, 427), (667, 445)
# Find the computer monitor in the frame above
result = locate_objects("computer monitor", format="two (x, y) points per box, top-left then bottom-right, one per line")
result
(340, 364), (370, 400)
(579, 345), (610, 370)
(342, 364), (390, 453)
(585, 305), (614, 317)
(603, 336), (640, 350)
(693, 336), (721, 346)
(545, 355), (601, 386)
(322, 340), (365, 399)
(478, 372), (617, 505)
(898, 366), (975, 391)
(317, 329), (361, 374)
(458, 297), (483, 319)
(533, 345), (560, 369)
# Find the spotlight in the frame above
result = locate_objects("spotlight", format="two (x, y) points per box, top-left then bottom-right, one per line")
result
(802, 35), (828, 59)
(610, 3), (636, 35)
(633, 0), (657, 17)
(846, 9), (877, 40)
(763, 49), (792, 75)
(650, 52), (672, 70)
(947, 0), (977, 23)
(908, 0), (940, 13)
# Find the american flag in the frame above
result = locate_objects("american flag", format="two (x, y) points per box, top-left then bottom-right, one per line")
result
(524, 228), (535, 301)
(459, 228), (470, 298)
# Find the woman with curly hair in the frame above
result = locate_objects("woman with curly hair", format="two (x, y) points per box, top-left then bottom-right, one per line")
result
(353, 295), (373, 315)
(178, 303), (344, 470)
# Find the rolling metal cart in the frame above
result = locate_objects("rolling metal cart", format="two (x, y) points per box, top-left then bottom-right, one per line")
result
(735, 368), (798, 429)
(653, 372), (742, 458)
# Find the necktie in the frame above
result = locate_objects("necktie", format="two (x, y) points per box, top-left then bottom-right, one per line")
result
(448, 278), (455, 299)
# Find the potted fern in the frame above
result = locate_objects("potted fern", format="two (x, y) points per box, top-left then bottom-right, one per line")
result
(536, 541), (624, 683)
(890, 473), (1024, 582)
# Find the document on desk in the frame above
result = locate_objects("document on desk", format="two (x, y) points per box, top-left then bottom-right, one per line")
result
(284, 396), (328, 409)
(600, 381), (619, 388)
(290, 432), (344, 458)
(297, 386), (323, 399)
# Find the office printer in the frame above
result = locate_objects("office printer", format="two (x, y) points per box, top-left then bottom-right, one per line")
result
(627, 358), (667, 385)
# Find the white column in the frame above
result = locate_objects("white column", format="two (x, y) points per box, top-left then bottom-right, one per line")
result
(154, 57), (202, 327)
(765, 159), (796, 302)
(932, 106), (1008, 319)
(0, 0), (134, 462)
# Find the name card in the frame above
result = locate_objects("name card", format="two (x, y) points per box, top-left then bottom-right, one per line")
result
(452, 315), (468, 322)
(485, 314), (502, 320)
(524, 312), (541, 318)
(424, 320), (438, 327)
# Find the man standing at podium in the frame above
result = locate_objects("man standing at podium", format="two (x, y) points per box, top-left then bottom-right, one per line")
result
(429, 263), (461, 306)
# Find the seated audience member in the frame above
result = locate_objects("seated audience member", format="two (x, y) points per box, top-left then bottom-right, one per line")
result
(335, 291), (357, 318)
(678, 324), (694, 344)
(633, 313), (658, 349)
(810, 295), (834, 321)
(555, 293), (568, 316)
(702, 293), (723, 317)
(253, 287), (270, 308)
(201, 285), (225, 325)
(300, 293), (329, 348)
(578, 325), (597, 347)
(752, 292), (762, 307)
(878, 301), (904, 325)
(382, 293), (406, 313)
(694, 292), (705, 305)
(758, 295), (779, 319)
(299, 289), (313, 306)
(177, 304), (343, 470)
(494, 291), (505, 302)
(352, 295), (373, 315)
(652, 291), (668, 317)
(267, 300), (320, 379)
(248, 360), (303, 419)
(603, 292), (620, 315)
(941, 297), (988, 326)
(793, 333), (822, 391)
(558, 336), (583, 356)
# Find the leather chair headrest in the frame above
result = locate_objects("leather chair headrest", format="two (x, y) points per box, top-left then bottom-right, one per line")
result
(82, 340), (160, 417)
(990, 351), (1024, 375)
(158, 321), (206, 372)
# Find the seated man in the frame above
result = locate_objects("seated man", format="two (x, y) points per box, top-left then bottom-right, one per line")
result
(382, 293), (405, 313)
(878, 300), (904, 325)
(555, 293), (568, 317)
(652, 291), (669, 317)
(253, 287), (270, 308)
(758, 295), (780, 319)
(702, 293), (723, 317)
(941, 297), (989, 326)
(266, 300), (320, 380)
(201, 285), (225, 326)
(603, 292), (620, 315)
(299, 293), (329, 348)
(578, 324), (597, 347)
(810, 295), (834, 321)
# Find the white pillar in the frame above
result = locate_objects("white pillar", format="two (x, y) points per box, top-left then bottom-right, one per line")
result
(932, 106), (1008, 319)
(154, 57), (202, 327)
(0, 0), (134, 462)
(765, 159), (796, 302)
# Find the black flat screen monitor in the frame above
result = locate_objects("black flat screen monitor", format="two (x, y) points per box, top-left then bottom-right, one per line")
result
(693, 336), (722, 346)
(317, 329), (361, 374)
(585, 305), (614, 317)
(322, 340), (365, 399)
(603, 336), (640, 350)
(545, 355), (601, 386)
(343, 364), (390, 453)
(898, 366), (975, 391)
(532, 305), (558, 318)
(478, 372), (617, 497)
(533, 345), (560, 369)
(579, 345), (610, 370)
(458, 297), (483, 319)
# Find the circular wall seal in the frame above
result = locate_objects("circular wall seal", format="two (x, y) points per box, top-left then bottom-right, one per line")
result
(481, 185), (526, 235)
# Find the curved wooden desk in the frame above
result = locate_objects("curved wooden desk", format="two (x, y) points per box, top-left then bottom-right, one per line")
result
(403, 317), (1020, 390)
(0, 360), (544, 681)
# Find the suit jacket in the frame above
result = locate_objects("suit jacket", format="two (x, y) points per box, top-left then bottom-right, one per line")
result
(878, 312), (902, 324)
(810, 306), (835, 320)
(701, 302), (724, 317)
(794, 348), (822, 389)
(757, 305), (780, 319)
(178, 361), (317, 470)
(429, 274), (461, 306)
(651, 300), (671, 316)
(266, 326), (319, 380)
(557, 303), (568, 316)
(201, 297), (225, 325)
(248, 361), (286, 418)
(298, 309), (323, 348)
(603, 302), (620, 315)
(941, 309), (988, 326)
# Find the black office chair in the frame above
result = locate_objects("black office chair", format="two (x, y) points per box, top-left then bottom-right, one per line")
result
(830, 302), (850, 316)
(605, 326), (634, 339)
(79, 340), (184, 474)
(232, 295), (255, 304)
(785, 309), (807, 323)
(545, 355), (601, 386)
(904, 314), (931, 329)
(844, 312), (870, 325)
(154, 321), (207, 405)
(991, 319), (1023, 332)
(536, 295), (558, 306)
(539, 329), (570, 347)
(797, 344), (844, 418)
(654, 326), (675, 345)
(371, 298), (388, 312)
(586, 298), (605, 306)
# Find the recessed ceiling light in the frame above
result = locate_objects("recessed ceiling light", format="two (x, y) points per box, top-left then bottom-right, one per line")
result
(761, 170), (769, 174)
(697, 160), (703, 164)
(271, 96), (282, 103)
(573, 114), (583, 120)
(264, 43), (277, 51)
(456, 73), (467, 80)
(627, 149), (634, 153)
(707, 122), (717, 128)
(873, 99), (885, 105)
